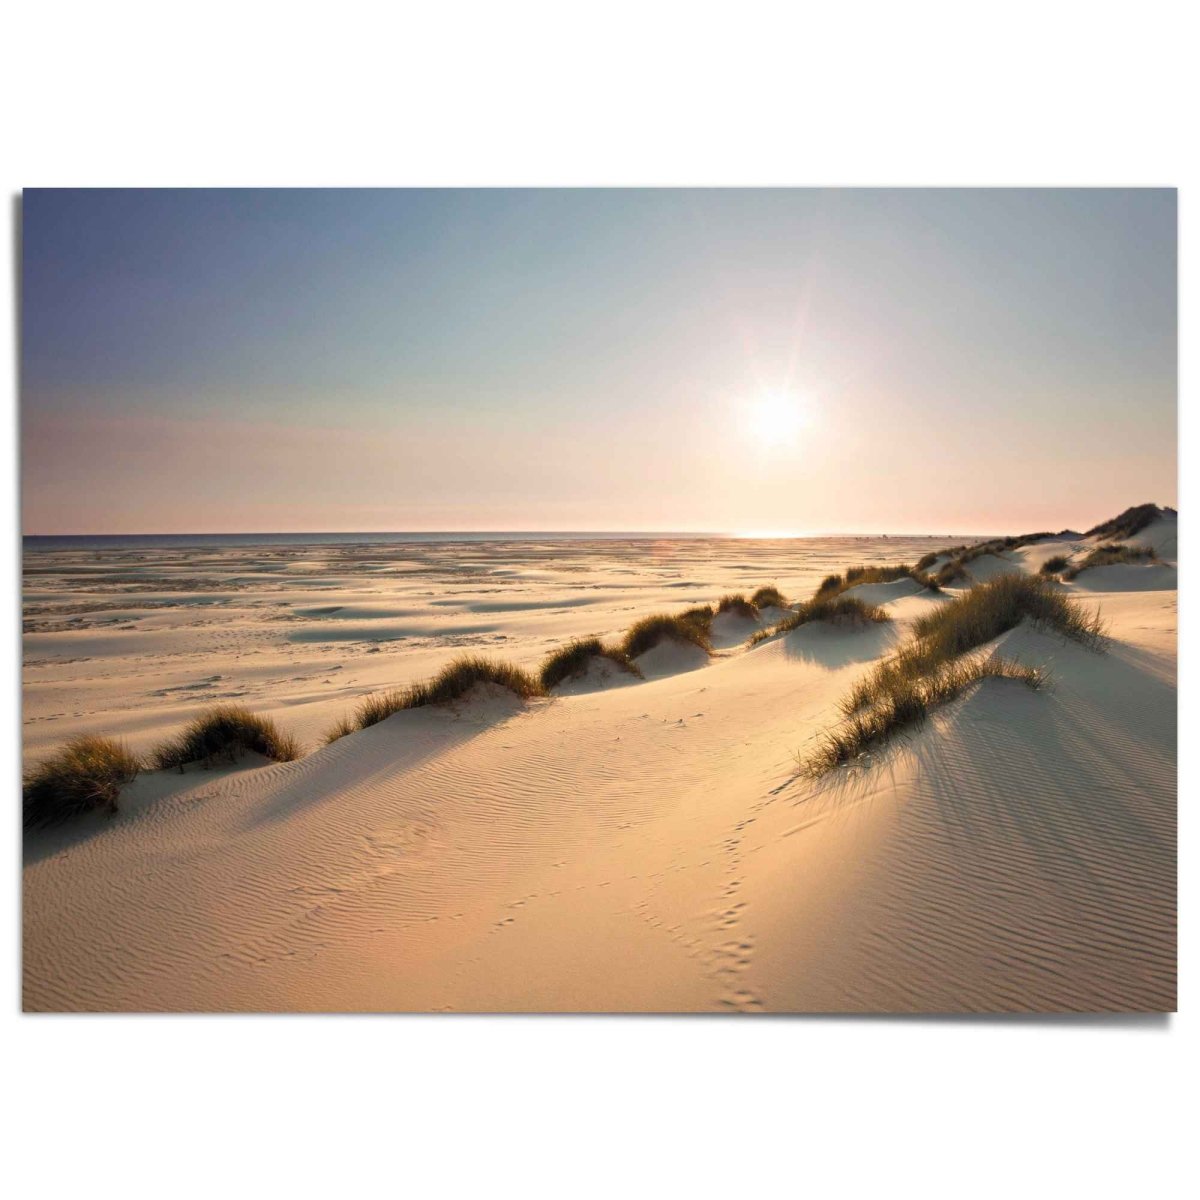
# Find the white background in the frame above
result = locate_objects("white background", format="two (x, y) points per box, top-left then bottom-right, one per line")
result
(1, 3), (1192, 1197)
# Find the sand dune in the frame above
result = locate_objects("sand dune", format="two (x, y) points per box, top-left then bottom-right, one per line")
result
(22, 524), (1177, 1011)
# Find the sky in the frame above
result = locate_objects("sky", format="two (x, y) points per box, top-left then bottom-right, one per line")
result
(22, 188), (1176, 535)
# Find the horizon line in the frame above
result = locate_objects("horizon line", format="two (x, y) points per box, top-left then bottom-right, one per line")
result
(23, 527), (1003, 539)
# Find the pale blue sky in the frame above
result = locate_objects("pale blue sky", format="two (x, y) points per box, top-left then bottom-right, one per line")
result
(22, 188), (1176, 533)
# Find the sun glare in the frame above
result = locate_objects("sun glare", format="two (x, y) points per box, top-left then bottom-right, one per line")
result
(745, 391), (807, 450)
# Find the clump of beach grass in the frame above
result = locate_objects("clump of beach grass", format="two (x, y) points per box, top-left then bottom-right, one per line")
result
(924, 531), (1053, 588)
(334, 655), (544, 742)
(1086, 503), (1163, 542)
(539, 637), (641, 690)
(149, 704), (302, 771)
(749, 594), (889, 646)
(324, 655), (546, 743)
(934, 559), (969, 585)
(23, 735), (141, 828)
(801, 655), (1045, 777)
(840, 573), (1103, 716)
(1062, 543), (1157, 580)
(1039, 554), (1071, 576)
(621, 611), (713, 658)
(750, 585), (788, 609)
(405, 655), (544, 706)
(844, 564), (914, 588)
(716, 593), (759, 619)
(817, 563), (943, 598)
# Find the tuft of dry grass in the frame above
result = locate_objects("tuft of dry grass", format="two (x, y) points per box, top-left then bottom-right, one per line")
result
(933, 560), (964, 585)
(1086, 503), (1163, 542)
(679, 604), (715, 632)
(819, 563), (941, 598)
(750, 585), (788, 609)
(1062, 543), (1156, 580)
(323, 655), (546, 744)
(24, 735), (141, 828)
(749, 594), (889, 646)
(1039, 554), (1071, 576)
(149, 704), (302, 771)
(801, 655), (1045, 777)
(539, 637), (641, 690)
(323, 689), (411, 743)
(844, 564), (913, 588)
(840, 573), (1103, 716)
(621, 611), (713, 658)
(1002, 531), (1053, 548)
(404, 655), (544, 707)
(716, 593), (759, 618)
(923, 531), (1052, 588)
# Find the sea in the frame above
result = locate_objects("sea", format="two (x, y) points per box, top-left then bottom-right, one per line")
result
(22, 530), (970, 552)
(23, 531), (726, 552)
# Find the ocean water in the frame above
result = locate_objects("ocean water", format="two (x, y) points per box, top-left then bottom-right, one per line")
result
(23, 531), (722, 552)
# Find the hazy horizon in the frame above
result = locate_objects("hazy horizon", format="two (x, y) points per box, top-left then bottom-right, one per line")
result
(22, 526), (1017, 543)
(22, 188), (1177, 535)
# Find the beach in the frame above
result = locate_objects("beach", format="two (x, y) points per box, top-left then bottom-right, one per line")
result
(22, 522), (1177, 1012)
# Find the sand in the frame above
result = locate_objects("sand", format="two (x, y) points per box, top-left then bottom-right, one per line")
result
(22, 527), (1177, 1012)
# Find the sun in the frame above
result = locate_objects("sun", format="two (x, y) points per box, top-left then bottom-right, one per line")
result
(745, 391), (807, 449)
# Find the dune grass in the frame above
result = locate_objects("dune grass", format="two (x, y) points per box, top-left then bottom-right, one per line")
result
(322, 689), (412, 743)
(801, 655), (1045, 777)
(405, 655), (544, 706)
(716, 592), (759, 618)
(750, 585), (788, 609)
(1062, 543), (1157, 580)
(749, 594), (890, 646)
(1003, 531), (1053, 548)
(1039, 554), (1071, 576)
(923, 531), (1054, 587)
(933, 559), (968, 585)
(1086, 503), (1162, 541)
(539, 637), (641, 689)
(932, 540), (1005, 584)
(23, 735), (141, 828)
(816, 563), (940, 599)
(840, 573), (1103, 716)
(621, 611), (713, 658)
(325, 655), (545, 743)
(149, 704), (302, 771)
(844, 564), (914, 588)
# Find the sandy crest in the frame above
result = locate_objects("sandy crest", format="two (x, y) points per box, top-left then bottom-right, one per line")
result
(22, 531), (1176, 1012)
